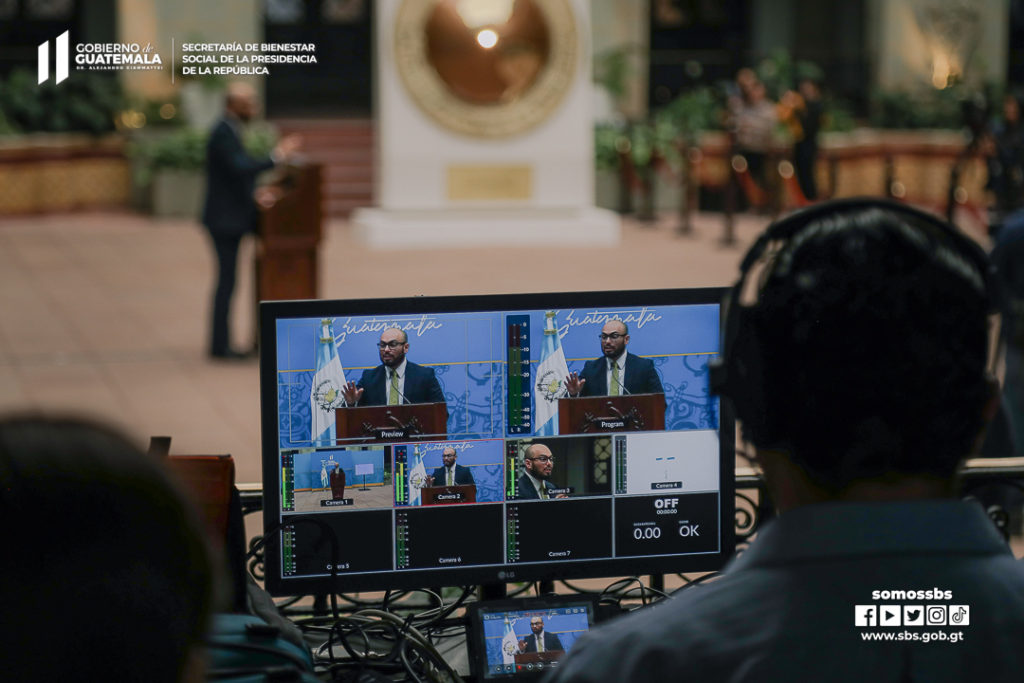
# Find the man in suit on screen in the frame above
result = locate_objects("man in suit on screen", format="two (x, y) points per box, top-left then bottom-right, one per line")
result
(515, 444), (566, 499)
(519, 616), (563, 653)
(428, 446), (475, 487)
(565, 320), (663, 398)
(342, 327), (446, 409)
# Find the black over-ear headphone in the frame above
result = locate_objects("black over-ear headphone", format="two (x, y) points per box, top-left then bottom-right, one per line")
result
(709, 197), (997, 448)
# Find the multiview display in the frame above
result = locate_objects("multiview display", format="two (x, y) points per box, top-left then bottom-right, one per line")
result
(259, 289), (734, 594)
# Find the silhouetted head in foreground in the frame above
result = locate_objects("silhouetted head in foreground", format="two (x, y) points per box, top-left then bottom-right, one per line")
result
(0, 415), (216, 682)
(712, 199), (997, 508)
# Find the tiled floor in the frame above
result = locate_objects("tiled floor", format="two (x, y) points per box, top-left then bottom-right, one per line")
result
(0, 210), (771, 484)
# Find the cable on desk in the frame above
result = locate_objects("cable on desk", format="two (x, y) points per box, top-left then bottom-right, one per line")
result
(313, 609), (463, 683)
(506, 582), (534, 598)
(616, 584), (671, 605)
(338, 590), (411, 607)
(672, 571), (721, 594)
(411, 586), (474, 630)
(599, 576), (650, 608)
(557, 580), (596, 594)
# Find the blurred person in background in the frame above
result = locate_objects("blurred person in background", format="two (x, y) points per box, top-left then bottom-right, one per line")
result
(202, 82), (299, 360)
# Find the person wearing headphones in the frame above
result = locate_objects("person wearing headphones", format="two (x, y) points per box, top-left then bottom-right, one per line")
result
(548, 199), (1024, 681)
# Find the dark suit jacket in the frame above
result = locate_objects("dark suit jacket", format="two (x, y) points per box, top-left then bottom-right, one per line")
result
(430, 463), (475, 486)
(202, 117), (275, 237)
(523, 631), (563, 653)
(577, 352), (664, 397)
(516, 473), (557, 500)
(356, 362), (446, 407)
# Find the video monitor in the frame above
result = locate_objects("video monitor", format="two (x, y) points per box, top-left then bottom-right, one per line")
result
(259, 289), (734, 595)
(465, 595), (601, 680)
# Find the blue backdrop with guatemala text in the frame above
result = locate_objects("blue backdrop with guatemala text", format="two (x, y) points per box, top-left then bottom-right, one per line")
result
(544, 304), (720, 433)
(277, 313), (504, 449)
(405, 439), (505, 504)
(275, 304), (718, 449)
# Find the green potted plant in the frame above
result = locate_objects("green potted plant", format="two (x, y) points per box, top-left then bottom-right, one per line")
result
(130, 127), (208, 217)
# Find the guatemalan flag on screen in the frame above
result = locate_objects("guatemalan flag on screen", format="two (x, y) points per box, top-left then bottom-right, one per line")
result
(310, 318), (347, 447)
(501, 617), (519, 665)
(408, 446), (427, 506)
(534, 311), (569, 436)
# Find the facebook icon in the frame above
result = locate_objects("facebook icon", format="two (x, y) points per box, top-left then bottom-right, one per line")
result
(855, 605), (877, 627)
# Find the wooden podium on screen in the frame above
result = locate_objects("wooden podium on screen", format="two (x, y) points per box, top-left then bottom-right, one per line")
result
(557, 394), (665, 434)
(256, 161), (323, 302)
(335, 403), (448, 443)
(421, 484), (476, 505)
(514, 651), (563, 668)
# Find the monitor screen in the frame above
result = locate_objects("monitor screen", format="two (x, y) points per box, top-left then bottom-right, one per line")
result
(259, 288), (734, 595)
(465, 595), (601, 680)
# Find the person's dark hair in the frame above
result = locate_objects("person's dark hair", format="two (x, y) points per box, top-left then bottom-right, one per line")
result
(0, 415), (216, 682)
(742, 203), (992, 488)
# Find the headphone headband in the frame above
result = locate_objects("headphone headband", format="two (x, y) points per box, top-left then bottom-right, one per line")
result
(736, 198), (994, 306)
(711, 198), (995, 451)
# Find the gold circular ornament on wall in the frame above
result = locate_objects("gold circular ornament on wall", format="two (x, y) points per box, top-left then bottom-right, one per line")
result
(394, 0), (579, 138)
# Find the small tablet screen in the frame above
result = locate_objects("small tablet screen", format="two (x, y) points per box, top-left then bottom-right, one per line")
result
(467, 595), (600, 680)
